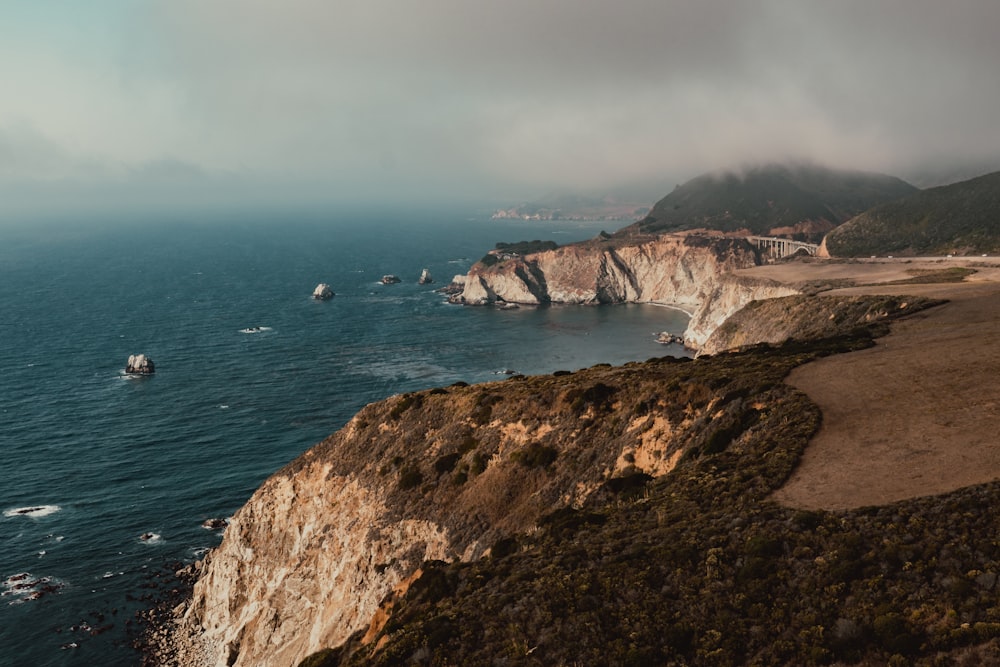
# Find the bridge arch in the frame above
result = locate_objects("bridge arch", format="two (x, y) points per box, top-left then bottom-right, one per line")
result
(746, 236), (820, 259)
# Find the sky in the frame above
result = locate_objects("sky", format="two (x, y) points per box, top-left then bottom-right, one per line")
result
(2, 0), (1000, 220)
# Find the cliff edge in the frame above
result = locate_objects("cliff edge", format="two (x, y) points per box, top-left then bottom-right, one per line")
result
(452, 233), (799, 348)
(155, 277), (1000, 664)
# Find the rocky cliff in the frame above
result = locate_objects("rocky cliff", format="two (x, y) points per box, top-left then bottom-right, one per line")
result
(454, 233), (798, 348)
(455, 234), (758, 311)
(684, 274), (799, 349)
(156, 294), (1000, 666)
(165, 362), (738, 667)
(698, 293), (940, 356)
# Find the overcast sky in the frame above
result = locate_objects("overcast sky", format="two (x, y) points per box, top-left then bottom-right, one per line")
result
(2, 0), (999, 220)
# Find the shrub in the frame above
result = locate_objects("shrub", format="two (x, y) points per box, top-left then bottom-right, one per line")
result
(434, 453), (461, 475)
(398, 466), (423, 490)
(469, 452), (487, 476)
(389, 393), (423, 420)
(511, 443), (558, 469)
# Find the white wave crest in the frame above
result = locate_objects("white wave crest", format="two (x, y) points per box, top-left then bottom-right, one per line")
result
(4, 505), (61, 518)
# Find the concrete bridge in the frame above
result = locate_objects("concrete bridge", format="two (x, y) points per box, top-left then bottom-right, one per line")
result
(747, 236), (820, 259)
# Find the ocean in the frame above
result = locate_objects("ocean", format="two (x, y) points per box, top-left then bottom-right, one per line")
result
(0, 210), (690, 666)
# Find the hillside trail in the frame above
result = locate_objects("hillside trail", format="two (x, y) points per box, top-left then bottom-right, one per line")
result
(757, 261), (1000, 510)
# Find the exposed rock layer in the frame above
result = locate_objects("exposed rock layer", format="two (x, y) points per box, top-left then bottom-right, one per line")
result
(170, 361), (735, 666)
(454, 234), (757, 308)
(453, 233), (797, 347)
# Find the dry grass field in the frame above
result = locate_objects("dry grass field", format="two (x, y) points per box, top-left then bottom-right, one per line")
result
(747, 257), (1000, 509)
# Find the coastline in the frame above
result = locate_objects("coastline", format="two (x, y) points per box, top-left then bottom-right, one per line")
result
(647, 300), (695, 317)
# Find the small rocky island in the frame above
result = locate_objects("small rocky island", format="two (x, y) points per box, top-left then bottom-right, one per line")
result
(125, 354), (155, 375)
(381, 275), (401, 284)
(312, 283), (335, 300)
(418, 268), (433, 284)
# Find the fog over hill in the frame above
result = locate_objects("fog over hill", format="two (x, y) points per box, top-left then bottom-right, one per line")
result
(824, 170), (1000, 257)
(616, 164), (917, 244)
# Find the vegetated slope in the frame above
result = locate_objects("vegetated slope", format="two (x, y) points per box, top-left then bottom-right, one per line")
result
(618, 163), (917, 243)
(296, 298), (1000, 667)
(824, 170), (1000, 257)
(699, 293), (941, 356)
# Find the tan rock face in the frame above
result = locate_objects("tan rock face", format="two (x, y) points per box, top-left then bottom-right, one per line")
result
(685, 275), (800, 350)
(168, 360), (725, 667)
(457, 235), (760, 309)
(181, 466), (452, 667)
(454, 234), (790, 349)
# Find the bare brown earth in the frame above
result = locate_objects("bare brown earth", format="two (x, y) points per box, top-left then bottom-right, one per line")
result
(738, 257), (1000, 510)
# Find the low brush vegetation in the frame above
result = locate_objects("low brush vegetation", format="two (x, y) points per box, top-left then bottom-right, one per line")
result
(294, 295), (1000, 667)
(618, 164), (917, 243)
(825, 170), (1000, 257)
(480, 240), (560, 266)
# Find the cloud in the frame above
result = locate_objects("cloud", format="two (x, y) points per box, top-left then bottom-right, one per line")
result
(2, 0), (1000, 217)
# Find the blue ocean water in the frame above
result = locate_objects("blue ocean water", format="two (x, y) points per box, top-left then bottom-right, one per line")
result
(0, 211), (689, 666)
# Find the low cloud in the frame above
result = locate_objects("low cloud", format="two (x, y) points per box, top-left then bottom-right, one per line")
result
(2, 0), (1000, 219)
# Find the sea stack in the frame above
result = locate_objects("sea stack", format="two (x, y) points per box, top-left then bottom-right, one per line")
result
(312, 283), (335, 300)
(125, 354), (155, 375)
(381, 275), (401, 284)
(418, 268), (433, 284)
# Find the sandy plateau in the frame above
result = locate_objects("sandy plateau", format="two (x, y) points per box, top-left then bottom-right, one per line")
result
(749, 257), (1000, 510)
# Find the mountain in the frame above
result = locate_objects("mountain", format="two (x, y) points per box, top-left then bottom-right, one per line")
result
(823, 170), (1000, 257)
(618, 164), (918, 243)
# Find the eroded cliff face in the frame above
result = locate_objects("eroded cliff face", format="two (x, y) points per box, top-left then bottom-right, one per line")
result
(684, 274), (800, 350)
(455, 234), (760, 312)
(167, 362), (733, 667)
(698, 293), (939, 356)
(453, 234), (799, 349)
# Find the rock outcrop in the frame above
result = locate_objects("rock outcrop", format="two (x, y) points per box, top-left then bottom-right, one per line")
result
(697, 293), (940, 356)
(451, 233), (798, 348)
(125, 354), (155, 375)
(684, 274), (800, 350)
(453, 234), (759, 312)
(312, 284), (335, 300)
(163, 361), (739, 667)
(417, 268), (433, 284)
(380, 275), (401, 285)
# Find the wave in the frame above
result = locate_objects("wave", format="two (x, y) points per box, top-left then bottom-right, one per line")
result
(240, 326), (273, 334)
(4, 505), (61, 518)
(3, 572), (65, 604)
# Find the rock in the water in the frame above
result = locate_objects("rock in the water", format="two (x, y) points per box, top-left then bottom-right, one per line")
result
(312, 283), (335, 300)
(655, 331), (684, 345)
(126, 354), (155, 375)
(436, 274), (466, 295)
(381, 275), (401, 284)
(201, 518), (228, 531)
(418, 268), (433, 284)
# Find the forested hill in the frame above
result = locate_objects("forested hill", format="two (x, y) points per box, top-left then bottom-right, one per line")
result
(824, 170), (1000, 256)
(618, 164), (917, 243)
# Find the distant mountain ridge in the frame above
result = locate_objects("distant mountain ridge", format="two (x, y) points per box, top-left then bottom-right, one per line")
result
(618, 164), (918, 243)
(823, 170), (1000, 257)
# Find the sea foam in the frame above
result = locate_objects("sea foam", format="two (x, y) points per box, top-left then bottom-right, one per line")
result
(4, 505), (61, 518)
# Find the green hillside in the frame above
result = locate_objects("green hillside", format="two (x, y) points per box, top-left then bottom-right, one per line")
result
(824, 171), (1000, 257)
(618, 164), (917, 243)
